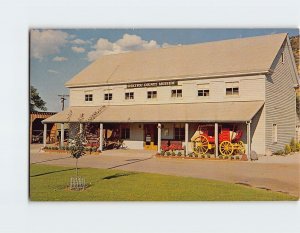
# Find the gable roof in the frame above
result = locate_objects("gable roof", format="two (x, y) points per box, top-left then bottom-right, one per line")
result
(65, 33), (287, 88)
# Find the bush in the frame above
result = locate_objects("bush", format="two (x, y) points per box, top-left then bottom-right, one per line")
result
(177, 151), (182, 156)
(166, 151), (171, 156)
(171, 151), (176, 156)
(224, 155), (229, 159)
(284, 144), (291, 155)
(44, 146), (48, 149)
(161, 150), (165, 156)
(274, 150), (284, 156)
(290, 138), (297, 152)
(296, 143), (300, 152)
(92, 147), (97, 152)
(207, 154), (211, 158)
(201, 154), (205, 159)
(235, 156), (240, 160)
(61, 146), (65, 150)
(230, 156), (234, 160)
(189, 153), (194, 157)
(219, 156), (223, 160)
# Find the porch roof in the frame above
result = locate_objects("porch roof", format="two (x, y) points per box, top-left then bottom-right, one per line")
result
(42, 101), (264, 124)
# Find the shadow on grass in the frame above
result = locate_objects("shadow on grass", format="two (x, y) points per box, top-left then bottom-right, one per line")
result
(30, 168), (77, 177)
(107, 157), (152, 169)
(102, 172), (136, 180)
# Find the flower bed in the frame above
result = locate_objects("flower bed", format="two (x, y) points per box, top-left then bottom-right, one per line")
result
(156, 151), (247, 161)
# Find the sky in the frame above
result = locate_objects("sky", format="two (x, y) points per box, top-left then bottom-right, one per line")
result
(30, 28), (299, 112)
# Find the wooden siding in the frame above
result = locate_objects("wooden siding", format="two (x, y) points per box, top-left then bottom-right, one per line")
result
(265, 40), (298, 153)
(69, 75), (266, 107)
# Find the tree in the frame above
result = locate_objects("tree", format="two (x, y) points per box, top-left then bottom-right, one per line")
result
(30, 85), (47, 111)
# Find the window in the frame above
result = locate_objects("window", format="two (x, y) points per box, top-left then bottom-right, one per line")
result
(225, 82), (239, 96)
(272, 124), (278, 143)
(174, 126), (185, 140)
(121, 128), (130, 139)
(171, 89), (182, 98)
(281, 52), (284, 63)
(104, 93), (112, 100)
(85, 94), (93, 101)
(198, 83), (210, 97)
(125, 92), (134, 100)
(147, 91), (157, 99)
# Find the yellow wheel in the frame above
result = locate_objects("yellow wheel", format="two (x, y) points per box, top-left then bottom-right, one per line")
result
(237, 141), (245, 154)
(219, 141), (234, 156)
(193, 135), (209, 156)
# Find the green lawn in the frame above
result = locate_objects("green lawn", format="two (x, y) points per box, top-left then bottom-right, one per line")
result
(30, 164), (298, 201)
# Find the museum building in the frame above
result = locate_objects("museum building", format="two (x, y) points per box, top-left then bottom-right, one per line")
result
(42, 33), (299, 158)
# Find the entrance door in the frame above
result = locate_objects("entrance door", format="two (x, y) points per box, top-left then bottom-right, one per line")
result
(144, 124), (158, 150)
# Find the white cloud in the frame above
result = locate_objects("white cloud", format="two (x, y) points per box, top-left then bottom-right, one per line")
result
(53, 56), (68, 62)
(71, 38), (89, 45)
(87, 34), (160, 61)
(47, 69), (59, 74)
(31, 29), (69, 60)
(71, 46), (85, 53)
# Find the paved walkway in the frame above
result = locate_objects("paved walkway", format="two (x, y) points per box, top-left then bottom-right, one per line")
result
(30, 144), (300, 197)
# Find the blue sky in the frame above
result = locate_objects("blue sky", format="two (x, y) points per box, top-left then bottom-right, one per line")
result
(30, 28), (299, 112)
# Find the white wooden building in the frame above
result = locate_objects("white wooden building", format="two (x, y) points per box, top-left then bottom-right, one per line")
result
(43, 33), (299, 158)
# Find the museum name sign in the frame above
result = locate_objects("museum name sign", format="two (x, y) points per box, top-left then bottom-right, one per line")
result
(127, 80), (178, 89)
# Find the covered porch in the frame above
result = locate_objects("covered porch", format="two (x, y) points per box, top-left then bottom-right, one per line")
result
(42, 101), (264, 159)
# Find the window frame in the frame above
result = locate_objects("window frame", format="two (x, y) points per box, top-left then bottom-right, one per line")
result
(171, 89), (183, 98)
(225, 81), (239, 96)
(174, 126), (185, 140)
(121, 127), (130, 139)
(84, 94), (93, 102)
(147, 90), (157, 99)
(125, 92), (134, 100)
(104, 93), (113, 101)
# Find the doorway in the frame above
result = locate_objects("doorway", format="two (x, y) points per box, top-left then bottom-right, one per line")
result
(144, 124), (158, 150)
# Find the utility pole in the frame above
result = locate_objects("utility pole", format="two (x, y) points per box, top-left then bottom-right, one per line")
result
(58, 94), (69, 111)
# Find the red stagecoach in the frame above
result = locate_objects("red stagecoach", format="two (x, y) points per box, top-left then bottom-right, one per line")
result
(191, 124), (245, 156)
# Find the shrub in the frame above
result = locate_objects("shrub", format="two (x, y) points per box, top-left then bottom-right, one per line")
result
(296, 143), (300, 152)
(61, 146), (65, 150)
(290, 138), (297, 152)
(92, 147), (97, 152)
(224, 155), (229, 159)
(230, 156), (234, 160)
(235, 156), (240, 160)
(161, 150), (165, 156)
(171, 151), (176, 156)
(189, 153), (194, 157)
(207, 154), (211, 158)
(201, 154), (205, 159)
(44, 146), (48, 149)
(166, 151), (171, 156)
(194, 154), (198, 158)
(177, 151), (182, 156)
(274, 150), (284, 156)
(284, 144), (291, 155)
(219, 156), (223, 160)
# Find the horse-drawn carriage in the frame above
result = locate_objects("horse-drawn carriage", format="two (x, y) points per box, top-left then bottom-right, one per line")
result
(191, 124), (245, 156)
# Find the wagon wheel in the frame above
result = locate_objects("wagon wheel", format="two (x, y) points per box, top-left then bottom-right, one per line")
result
(219, 141), (234, 156)
(193, 135), (209, 155)
(237, 141), (245, 154)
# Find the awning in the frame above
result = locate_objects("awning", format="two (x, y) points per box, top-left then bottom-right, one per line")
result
(42, 101), (264, 123)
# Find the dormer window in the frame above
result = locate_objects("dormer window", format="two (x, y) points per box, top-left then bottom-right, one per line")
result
(225, 81), (239, 96)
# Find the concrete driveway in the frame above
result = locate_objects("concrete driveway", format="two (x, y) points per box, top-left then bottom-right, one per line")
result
(30, 144), (300, 197)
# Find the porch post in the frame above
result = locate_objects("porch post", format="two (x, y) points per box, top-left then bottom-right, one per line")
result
(99, 123), (103, 151)
(60, 123), (64, 147)
(79, 123), (83, 134)
(185, 123), (189, 156)
(43, 123), (47, 147)
(214, 122), (219, 157)
(247, 121), (251, 160)
(157, 123), (161, 153)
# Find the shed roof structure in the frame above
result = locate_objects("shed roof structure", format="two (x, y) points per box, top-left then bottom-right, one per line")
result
(43, 101), (264, 123)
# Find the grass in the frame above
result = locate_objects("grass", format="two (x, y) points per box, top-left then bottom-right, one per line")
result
(30, 164), (298, 201)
